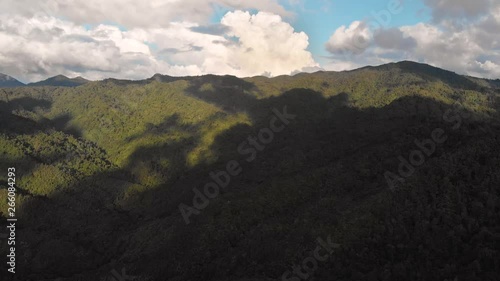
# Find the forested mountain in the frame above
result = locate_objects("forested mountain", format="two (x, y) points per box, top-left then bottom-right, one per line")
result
(0, 73), (25, 88)
(27, 75), (90, 87)
(0, 61), (499, 281)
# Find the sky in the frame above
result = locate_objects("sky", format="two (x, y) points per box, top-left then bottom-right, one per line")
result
(0, 0), (499, 83)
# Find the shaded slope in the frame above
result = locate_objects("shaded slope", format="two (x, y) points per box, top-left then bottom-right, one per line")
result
(0, 73), (25, 87)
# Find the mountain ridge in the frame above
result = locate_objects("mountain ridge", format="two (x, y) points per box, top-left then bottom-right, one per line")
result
(0, 73), (25, 87)
(28, 75), (91, 87)
(1, 61), (499, 88)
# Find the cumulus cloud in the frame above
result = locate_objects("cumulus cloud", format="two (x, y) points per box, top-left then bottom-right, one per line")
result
(0, 15), (172, 82)
(0, 10), (317, 82)
(324, 2), (500, 79)
(220, 11), (318, 77)
(397, 21), (500, 78)
(373, 28), (416, 50)
(423, 0), (495, 22)
(325, 21), (372, 55)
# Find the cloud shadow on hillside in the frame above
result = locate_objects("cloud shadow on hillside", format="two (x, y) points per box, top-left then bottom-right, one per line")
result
(7, 81), (500, 280)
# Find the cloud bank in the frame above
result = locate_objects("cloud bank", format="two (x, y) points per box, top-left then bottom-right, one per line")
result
(0, 0), (499, 81)
(0, 1), (317, 82)
(324, 1), (500, 79)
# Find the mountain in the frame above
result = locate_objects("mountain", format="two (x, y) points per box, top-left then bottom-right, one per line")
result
(0, 61), (499, 280)
(0, 73), (25, 87)
(147, 73), (189, 83)
(28, 74), (90, 87)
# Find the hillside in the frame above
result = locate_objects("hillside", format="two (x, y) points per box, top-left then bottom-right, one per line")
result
(0, 61), (499, 281)
(0, 73), (25, 87)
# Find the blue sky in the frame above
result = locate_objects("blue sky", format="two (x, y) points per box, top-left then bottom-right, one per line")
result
(288, 0), (430, 63)
(0, 0), (499, 82)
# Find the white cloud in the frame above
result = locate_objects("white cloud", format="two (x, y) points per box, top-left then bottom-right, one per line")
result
(220, 11), (318, 77)
(0, 0), (291, 28)
(325, 21), (372, 56)
(423, 0), (495, 22)
(373, 28), (416, 51)
(397, 22), (500, 78)
(0, 10), (317, 82)
(324, 2), (500, 79)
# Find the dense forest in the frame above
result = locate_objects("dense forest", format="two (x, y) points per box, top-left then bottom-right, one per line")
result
(0, 61), (499, 280)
